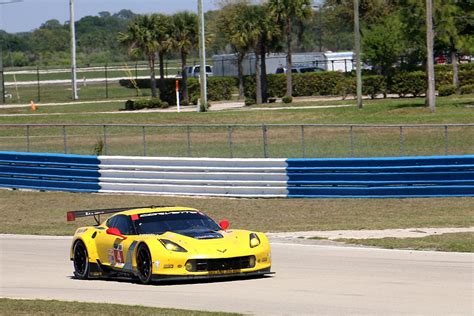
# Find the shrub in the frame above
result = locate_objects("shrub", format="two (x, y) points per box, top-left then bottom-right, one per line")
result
(460, 84), (474, 95)
(282, 95), (293, 103)
(123, 98), (169, 111)
(438, 84), (456, 96)
(333, 77), (355, 100)
(244, 72), (347, 99)
(245, 97), (256, 106)
(391, 71), (426, 97)
(119, 77), (237, 105)
(459, 70), (474, 86)
(191, 94), (199, 105)
(200, 102), (211, 112)
(362, 75), (385, 99)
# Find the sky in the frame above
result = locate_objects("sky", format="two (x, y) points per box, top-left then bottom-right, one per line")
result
(0, 0), (220, 33)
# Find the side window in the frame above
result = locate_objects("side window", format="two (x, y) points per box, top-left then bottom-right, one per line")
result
(106, 216), (118, 228)
(108, 215), (135, 235)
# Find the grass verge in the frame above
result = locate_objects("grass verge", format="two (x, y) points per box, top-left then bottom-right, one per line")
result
(1, 190), (473, 236)
(0, 298), (239, 316)
(337, 232), (474, 252)
(0, 94), (473, 125)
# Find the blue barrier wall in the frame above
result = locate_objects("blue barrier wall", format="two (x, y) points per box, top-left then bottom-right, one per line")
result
(286, 156), (474, 198)
(0, 152), (473, 198)
(0, 152), (101, 192)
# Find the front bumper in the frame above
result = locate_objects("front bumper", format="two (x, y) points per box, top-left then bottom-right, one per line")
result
(151, 267), (273, 282)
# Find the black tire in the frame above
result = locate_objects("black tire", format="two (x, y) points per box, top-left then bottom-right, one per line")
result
(73, 241), (90, 279)
(136, 243), (152, 284)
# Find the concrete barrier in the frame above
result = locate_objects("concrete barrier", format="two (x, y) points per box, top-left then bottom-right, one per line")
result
(1, 152), (473, 198)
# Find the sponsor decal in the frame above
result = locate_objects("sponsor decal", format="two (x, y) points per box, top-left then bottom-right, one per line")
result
(109, 243), (125, 267)
(154, 260), (160, 269)
(140, 211), (198, 218)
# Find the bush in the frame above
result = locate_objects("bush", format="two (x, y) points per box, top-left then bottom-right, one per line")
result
(191, 94), (199, 105)
(333, 77), (355, 100)
(244, 72), (347, 99)
(438, 84), (456, 96)
(459, 70), (474, 86)
(282, 95), (293, 103)
(245, 97), (256, 106)
(391, 71), (426, 97)
(362, 75), (385, 99)
(460, 84), (474, 95)
(123, 98), (169, 111)
(119, 76), (237, 105)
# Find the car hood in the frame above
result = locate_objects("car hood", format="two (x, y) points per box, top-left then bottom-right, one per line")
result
(156, 229), (255, 256)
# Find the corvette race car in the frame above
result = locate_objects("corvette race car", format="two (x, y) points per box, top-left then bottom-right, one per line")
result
(67, 206), (272, 284)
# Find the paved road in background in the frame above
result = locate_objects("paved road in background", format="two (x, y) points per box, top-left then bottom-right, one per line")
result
(1, 235), (472, 315)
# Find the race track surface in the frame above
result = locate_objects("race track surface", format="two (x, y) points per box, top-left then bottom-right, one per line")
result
(0, 235), (472, 315)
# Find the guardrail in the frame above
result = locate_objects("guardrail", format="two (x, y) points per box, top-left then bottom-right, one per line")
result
(1, 151), (473, 198)
(1, 123), (473, 159)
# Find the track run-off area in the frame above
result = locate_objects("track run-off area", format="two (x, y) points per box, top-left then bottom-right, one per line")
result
(0, 235), (472, 315)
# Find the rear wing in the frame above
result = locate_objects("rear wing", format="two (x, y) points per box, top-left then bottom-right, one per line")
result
(66, 205), (167, 223)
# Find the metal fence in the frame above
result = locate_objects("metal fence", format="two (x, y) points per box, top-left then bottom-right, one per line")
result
(1, 124), (473, 158)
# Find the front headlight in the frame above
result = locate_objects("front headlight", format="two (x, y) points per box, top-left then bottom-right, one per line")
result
(159, 239), (187, 252)
(249, 233), (261, 248)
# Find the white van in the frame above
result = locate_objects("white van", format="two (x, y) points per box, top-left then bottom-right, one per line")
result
(187, 65), (213, 78)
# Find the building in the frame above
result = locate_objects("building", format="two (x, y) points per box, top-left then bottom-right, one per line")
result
(212, 52), (354, 77)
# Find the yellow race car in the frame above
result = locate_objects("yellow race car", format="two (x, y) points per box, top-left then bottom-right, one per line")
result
(67, 206), (272, 284)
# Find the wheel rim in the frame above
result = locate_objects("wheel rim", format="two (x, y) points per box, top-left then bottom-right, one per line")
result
(137, 246), (151, 281)
(73, 242), (88, 276)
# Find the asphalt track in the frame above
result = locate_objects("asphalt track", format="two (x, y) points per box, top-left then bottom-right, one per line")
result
(1, 235), (473, 315)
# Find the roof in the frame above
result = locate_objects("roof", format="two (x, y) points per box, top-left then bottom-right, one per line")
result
(119, 206), (199, 216)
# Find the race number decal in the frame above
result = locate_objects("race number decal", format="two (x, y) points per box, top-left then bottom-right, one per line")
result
(110, 244), (125, 267)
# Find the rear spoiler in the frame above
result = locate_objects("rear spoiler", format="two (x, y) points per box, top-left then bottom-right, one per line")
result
(66, 205), (167, 223)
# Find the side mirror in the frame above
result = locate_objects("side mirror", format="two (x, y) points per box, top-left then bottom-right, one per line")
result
(219, 220), (230, 231)
(106, 227), (127, 240)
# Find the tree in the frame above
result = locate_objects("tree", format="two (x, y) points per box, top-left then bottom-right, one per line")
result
(435, 0), (474, 91)
(172, 11), (198, 103)
(218, 1), (252, 100)
(151, 14), (174, 100)
(118, 15), (161, 97)
(268, 0), (312, 97)
(363, 13), (405, 90)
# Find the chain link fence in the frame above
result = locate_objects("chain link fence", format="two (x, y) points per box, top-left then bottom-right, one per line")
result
(0, 124), (472, 158)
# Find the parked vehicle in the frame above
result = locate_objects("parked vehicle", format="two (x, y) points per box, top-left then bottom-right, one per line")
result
(275, 66), (324, 74)
(176, 65), (213, 78)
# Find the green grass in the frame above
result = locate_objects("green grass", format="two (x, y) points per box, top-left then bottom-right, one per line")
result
(337, 232), (474, 252)
(0, 298), (239, 316)
(1, 94), (472, 125)
(0, 95), (472, 157)
(1, 190), (472, 236)
(4, 82), (142, 104)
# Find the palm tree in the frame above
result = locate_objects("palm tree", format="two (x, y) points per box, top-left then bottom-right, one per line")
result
(268, 0), (312, 97)
(172, 11), (198, 103)
(151, 13), (174, 100)
(118, 15), (160, 98)
(218, 2), (253, 100)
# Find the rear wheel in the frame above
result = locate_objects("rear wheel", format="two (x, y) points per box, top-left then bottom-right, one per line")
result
(73, 241), (89, 279)
(136, 244), (152, 284)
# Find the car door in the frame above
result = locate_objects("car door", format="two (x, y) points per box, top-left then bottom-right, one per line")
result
(95, 215), (137, 270)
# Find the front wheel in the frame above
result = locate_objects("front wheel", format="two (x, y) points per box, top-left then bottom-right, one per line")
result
(136, 243), (152, 284)
(73, 241), (90, 279)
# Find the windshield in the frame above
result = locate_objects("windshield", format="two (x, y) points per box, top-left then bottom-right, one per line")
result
(136, 211), (221, 235)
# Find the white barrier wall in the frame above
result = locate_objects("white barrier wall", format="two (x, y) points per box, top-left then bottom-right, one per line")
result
(98, 156), (289, 197)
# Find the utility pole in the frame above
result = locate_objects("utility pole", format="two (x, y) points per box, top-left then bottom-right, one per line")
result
(354, 0), (362, 109)
(0, 0), (25, 104)
(426, 0), (436, 112)
(197, 0), (208, 112)
(0, 45), (4, 104)
(69, 0), (79, 100)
